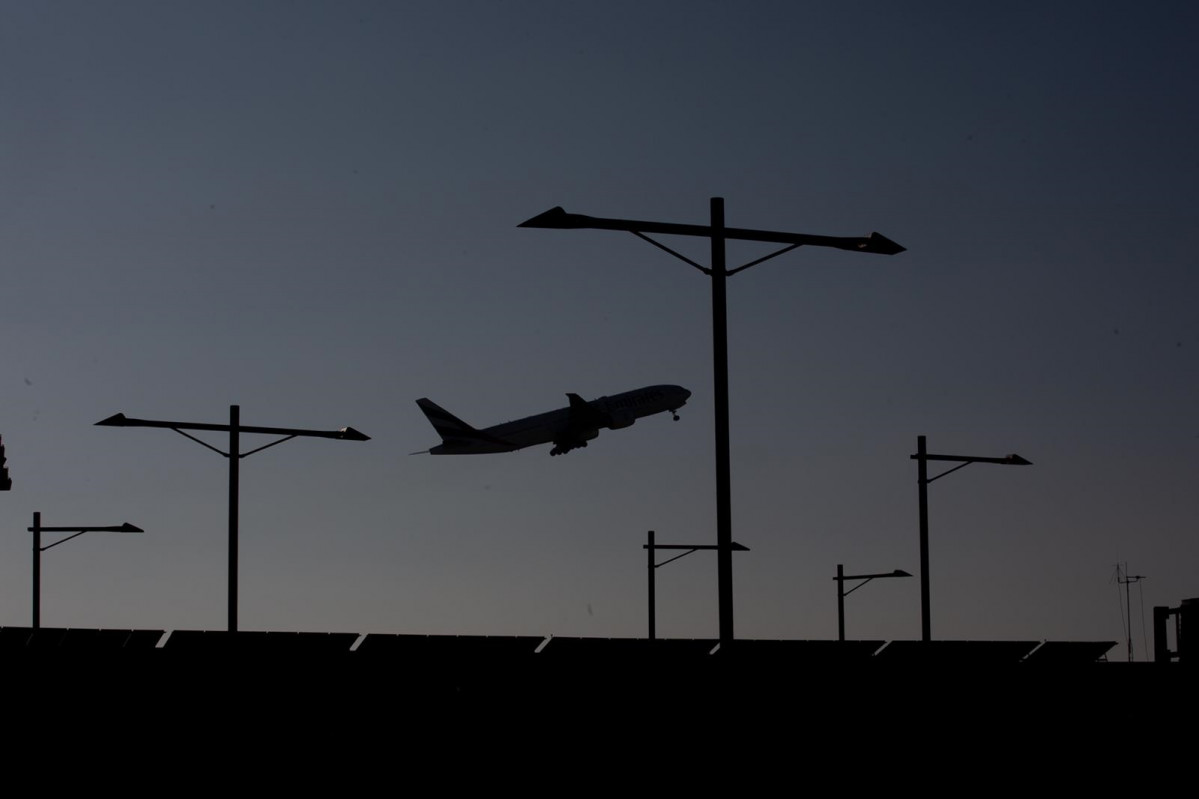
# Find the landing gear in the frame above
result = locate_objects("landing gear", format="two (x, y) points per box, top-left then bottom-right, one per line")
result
(671, 409), (681, 421)
(550, 440), (587, 456)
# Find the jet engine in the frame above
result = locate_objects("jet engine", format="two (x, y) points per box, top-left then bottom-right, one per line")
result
(607, 413), (636, 430)
(550, 428), (599, 456)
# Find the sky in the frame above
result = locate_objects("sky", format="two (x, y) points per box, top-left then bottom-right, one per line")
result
(1, 1), (1196, 652)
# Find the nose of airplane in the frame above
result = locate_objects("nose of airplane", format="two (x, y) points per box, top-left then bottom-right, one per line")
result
(679, 387), (691, 403)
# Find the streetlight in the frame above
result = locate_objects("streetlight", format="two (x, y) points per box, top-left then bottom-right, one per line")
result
(911, 434), (1031, 641)
(522, 200), (903, 646)
(28, 511), (143, 629)
(96, 405), (369, 632)
(644, 530), (749, 641)
(833, 564), (911, 642)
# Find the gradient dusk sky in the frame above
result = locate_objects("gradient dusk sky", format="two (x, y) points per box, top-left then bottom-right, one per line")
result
(2, 1), (1196, 651)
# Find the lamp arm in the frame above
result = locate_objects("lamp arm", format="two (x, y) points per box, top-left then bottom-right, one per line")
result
(655, 548), (699, 569)
(630, 231), (712, 275)
(926, 460), (973, 484)
(40, 530), (91, 551)
(726, 243), (803, 277)
(171, 427), (230, 457)
(842, 576), (876, 597)
(239, 435), (298, 459)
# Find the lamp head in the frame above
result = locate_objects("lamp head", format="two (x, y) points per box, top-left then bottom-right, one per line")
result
(337, 426), (371, 441)
(1005, 454), (1032, 466)
(518, 207), (588, 229)
(96, 413), (130, 427)
(118, 523), (144, 533)
(857, 232), (906, 255)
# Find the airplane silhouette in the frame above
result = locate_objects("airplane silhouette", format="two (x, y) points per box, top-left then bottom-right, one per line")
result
(415, 385), (691, 456)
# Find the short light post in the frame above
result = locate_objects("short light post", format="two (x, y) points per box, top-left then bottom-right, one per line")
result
(644, 530), (749, 641)
(96, 405), (368, 632)
(524, 200), (903, 646)
(29, 511), (143, 628)
(912, 435), (1031, 641)
(834, 564), (911, 641)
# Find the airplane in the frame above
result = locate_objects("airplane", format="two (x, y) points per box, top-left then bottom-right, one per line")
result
(414, 384), (691, 456)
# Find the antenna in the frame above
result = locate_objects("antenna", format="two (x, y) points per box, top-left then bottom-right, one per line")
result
(1116, 563), (1147, 662)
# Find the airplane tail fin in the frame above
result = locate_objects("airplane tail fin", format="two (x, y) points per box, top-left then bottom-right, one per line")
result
(415, 397), (519, 454)
(416, 398), (478, 442)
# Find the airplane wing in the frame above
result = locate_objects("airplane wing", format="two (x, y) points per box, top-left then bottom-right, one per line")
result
(549, 393), (610, 456)
(565, 393), (611, 429)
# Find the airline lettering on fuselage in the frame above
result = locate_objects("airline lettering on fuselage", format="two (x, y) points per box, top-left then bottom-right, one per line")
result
(604, 390), (663, 411)
(415, 384), (690, 456)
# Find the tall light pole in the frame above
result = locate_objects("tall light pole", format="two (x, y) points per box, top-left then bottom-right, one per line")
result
(96, 406), (368, 632)
(29, 511), (143, 628)
(522, 200), (903, 645)
(911, 435), (1031, 641)
(834, 564), (910, 641)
